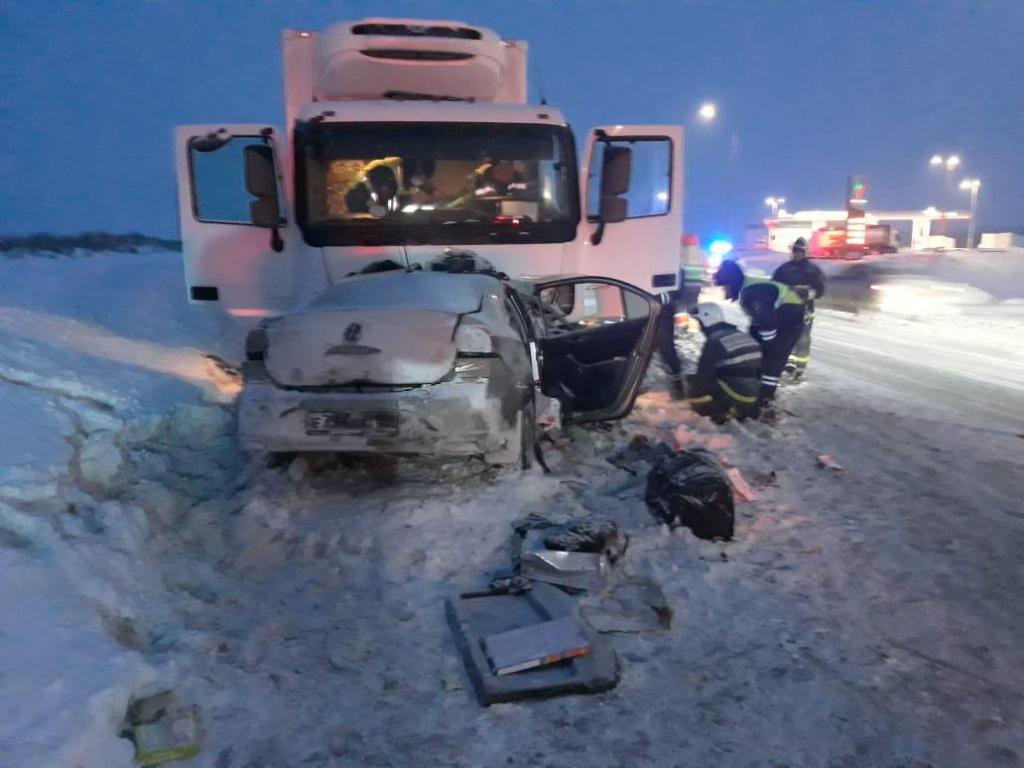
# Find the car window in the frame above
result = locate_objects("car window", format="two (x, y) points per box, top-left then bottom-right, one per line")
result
(538, 282), (633, 334)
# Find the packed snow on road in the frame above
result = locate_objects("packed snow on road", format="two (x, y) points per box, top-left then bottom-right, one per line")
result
(1, 248), (1023, 768)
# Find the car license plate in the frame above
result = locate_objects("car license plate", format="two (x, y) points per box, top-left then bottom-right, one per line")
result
(304, 409), (399, 437)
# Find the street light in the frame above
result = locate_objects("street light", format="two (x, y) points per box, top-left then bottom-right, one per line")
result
(764, 197), (786, 217)
(697, 102), (717, 122)
(929, 153), (963, 233)
(959, 178), (981, 248)
(929, 154), (961, 171)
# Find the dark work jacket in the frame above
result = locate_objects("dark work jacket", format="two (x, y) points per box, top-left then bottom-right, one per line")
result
(772, 258), (826, 311)
(739, 276), (807, 337)
(691, 321), (762, 406)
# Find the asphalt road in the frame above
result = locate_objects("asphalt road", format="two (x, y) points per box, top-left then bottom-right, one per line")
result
(810, 309), (1024, 435)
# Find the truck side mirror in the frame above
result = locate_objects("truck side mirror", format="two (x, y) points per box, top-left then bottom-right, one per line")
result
(244, 144), (284, 252)
(592, 145), (632, 244)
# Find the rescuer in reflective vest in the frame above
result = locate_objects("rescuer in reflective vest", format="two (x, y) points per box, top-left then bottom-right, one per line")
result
(772, 237), (826, 380)
(714, 260), (807, 421)
(685, 303), (762, 423)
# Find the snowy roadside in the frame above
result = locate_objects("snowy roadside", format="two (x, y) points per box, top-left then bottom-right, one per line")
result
(2, 250), (1022, 767)
(0, 251), (246, 767)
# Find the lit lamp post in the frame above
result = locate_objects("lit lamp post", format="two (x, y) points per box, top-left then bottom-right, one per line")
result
(696, 101), (742, 235)
(697, 102), (717, 122)
(929, 154), (961, 233)
(959, 178), (980, 248)
(764, 197), (786, 218)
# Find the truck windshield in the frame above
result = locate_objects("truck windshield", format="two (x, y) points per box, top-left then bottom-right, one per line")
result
(295, 122), (579, 247)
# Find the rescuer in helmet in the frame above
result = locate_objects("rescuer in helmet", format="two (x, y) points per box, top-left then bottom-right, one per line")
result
(685, 303), (762, 423)
(714, 259), (807, 423)
(771, 237), (826, 381)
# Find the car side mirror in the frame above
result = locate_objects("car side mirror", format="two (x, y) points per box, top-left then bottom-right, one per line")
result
(244, 144), (284, 251)
(593, 145), (631, 244)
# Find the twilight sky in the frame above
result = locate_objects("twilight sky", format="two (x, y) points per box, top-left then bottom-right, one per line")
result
(1, 0), (1022, 240)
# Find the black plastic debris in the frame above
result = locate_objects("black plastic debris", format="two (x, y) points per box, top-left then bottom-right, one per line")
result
(542, 519), (628, 562)
(607, 435), (676, 474)
(645, 448), (735, 540)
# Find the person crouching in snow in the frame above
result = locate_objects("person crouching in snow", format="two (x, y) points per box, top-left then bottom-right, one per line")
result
(713, 260), (807, 423)
(685, 303), (762, 423)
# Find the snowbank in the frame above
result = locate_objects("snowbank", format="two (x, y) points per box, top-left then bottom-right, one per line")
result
(0, 509), (164, 768)
(0, 251), (246, 766)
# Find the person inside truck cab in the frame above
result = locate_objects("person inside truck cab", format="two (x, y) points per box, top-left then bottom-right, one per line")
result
(474, 160), (528, 197)
(343, 159), (403, 216)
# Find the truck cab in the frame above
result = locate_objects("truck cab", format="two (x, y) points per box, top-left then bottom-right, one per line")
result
(174, 18), (684, 318)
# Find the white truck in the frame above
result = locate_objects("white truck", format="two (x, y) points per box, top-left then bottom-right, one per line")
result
(174, 18), (685, 462)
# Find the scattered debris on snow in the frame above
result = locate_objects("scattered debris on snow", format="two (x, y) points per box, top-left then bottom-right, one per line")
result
(816, 453), (845, 471)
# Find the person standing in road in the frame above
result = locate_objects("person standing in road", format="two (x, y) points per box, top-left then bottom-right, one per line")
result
(772, 237), (826, 381)
(713, 260), (807, 423)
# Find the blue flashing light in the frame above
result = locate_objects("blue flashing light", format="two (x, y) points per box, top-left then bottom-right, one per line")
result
(707, 238), (733, 267)
(708, 239), (734, 258)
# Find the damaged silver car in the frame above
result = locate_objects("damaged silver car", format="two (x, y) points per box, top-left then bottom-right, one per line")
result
(239, 267), (660, 466)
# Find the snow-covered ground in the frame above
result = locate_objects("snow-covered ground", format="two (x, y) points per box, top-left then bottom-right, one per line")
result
(1, 250), (1022, 767)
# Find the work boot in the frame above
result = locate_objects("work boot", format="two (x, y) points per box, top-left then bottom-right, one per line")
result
(758, 398), (778, 424)
(669, 375), (687, 401)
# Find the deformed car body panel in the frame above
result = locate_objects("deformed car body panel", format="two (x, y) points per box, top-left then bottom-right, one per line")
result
(239, 359), (528, 457)
(239, 270), (534, 458)
(265, 308), (460, 387)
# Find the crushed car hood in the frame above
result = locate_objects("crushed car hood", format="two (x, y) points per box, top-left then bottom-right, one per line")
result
(264, 271), (503, 387)
(299, 270), (499, 315)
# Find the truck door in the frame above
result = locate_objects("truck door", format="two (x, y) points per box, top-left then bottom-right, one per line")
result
(580, 126), (684, 293)
(175, 124), (294, 316)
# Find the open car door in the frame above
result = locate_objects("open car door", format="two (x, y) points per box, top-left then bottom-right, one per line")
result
(581, 125), (684, 293)
(533, 277), (660, 423)
(175, 124), (293, 317)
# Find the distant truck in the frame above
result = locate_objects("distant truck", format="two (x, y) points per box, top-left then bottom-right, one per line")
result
(173, 18), (684, 317)
(810, 224), (899, 259)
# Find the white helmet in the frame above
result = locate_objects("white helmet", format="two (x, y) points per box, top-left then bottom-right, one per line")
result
(695, 302), (726, 328)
